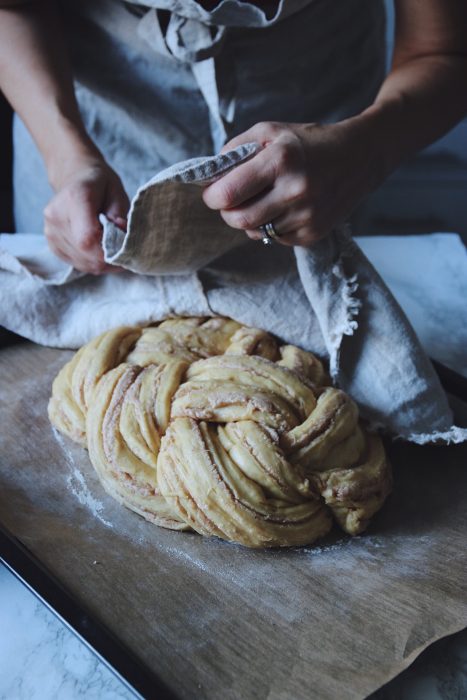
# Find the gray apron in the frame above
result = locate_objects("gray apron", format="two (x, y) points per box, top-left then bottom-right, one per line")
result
(13, 0), (386, 232)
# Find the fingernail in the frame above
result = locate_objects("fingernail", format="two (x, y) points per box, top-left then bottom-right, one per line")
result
(107, 215), (127, 230)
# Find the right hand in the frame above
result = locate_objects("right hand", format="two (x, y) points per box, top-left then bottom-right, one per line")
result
(44, 159), (130, 274)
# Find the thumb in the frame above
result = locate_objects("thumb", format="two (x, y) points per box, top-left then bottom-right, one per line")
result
(104, 177), (130, 231)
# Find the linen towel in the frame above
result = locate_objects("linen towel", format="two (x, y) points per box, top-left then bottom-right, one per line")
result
(1, 145), (465, 444)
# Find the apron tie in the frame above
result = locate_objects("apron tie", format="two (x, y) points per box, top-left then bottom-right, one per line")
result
(138, 9), (232, 151)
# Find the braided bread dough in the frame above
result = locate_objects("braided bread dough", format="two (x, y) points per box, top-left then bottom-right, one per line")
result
(49, 317), (391, 547)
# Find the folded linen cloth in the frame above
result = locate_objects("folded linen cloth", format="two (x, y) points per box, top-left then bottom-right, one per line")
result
(1, 145), (465, 444)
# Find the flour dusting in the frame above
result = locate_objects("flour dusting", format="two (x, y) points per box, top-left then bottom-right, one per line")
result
(52, 426), (113, 528)
(162, 544), (211, 574)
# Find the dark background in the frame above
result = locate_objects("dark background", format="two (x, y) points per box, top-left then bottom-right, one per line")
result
(0, 92), (13, 233)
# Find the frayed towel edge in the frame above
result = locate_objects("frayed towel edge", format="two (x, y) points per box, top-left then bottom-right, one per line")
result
(401, 425), (467, 445)
(366, 420), (467, 445)
(328, 225), (362, 379)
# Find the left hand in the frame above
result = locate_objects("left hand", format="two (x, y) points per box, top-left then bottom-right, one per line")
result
(202, 120), (378, 247)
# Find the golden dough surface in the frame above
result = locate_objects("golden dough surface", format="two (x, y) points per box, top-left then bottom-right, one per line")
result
(49, 317), (392, 548)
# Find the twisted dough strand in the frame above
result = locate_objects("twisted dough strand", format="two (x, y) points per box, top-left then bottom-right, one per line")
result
(49, 316), (391, 547)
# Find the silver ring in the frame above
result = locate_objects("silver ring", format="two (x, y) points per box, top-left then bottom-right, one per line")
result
(259, 222), (280, 245)
(259, 222), (280, 240)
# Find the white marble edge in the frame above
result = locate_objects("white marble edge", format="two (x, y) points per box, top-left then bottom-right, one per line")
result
(0, 561), (138, 700)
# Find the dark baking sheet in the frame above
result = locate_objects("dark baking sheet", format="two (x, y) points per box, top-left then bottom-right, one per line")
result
(1, 331), (467, 700)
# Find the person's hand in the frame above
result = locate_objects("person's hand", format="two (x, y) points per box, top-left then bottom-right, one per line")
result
(44, 158), (130, 274)
(202, 119), (379, 247)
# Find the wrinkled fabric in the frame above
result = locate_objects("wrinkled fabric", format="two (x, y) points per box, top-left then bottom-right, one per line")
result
(131, 0), (316, 147)
(1, 149), (466, 444)
(103, 142), (259, 273)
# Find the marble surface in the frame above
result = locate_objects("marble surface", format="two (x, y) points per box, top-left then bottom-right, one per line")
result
(1, 233), (466, 700)
(0, 564), (137, 700)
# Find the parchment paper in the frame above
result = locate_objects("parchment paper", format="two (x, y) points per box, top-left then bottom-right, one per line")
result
(1, 341), (466, 700)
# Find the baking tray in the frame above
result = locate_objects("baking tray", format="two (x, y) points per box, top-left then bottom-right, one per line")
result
(1, 328), (467, 700)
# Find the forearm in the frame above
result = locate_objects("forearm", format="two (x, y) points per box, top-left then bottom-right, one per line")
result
(345, 0), (467, 188)
(0, 0), (102, 189)
(356, 53), (467, 185)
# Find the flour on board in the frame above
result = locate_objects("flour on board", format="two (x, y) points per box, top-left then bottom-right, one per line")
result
(52, 426), (113, 528)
